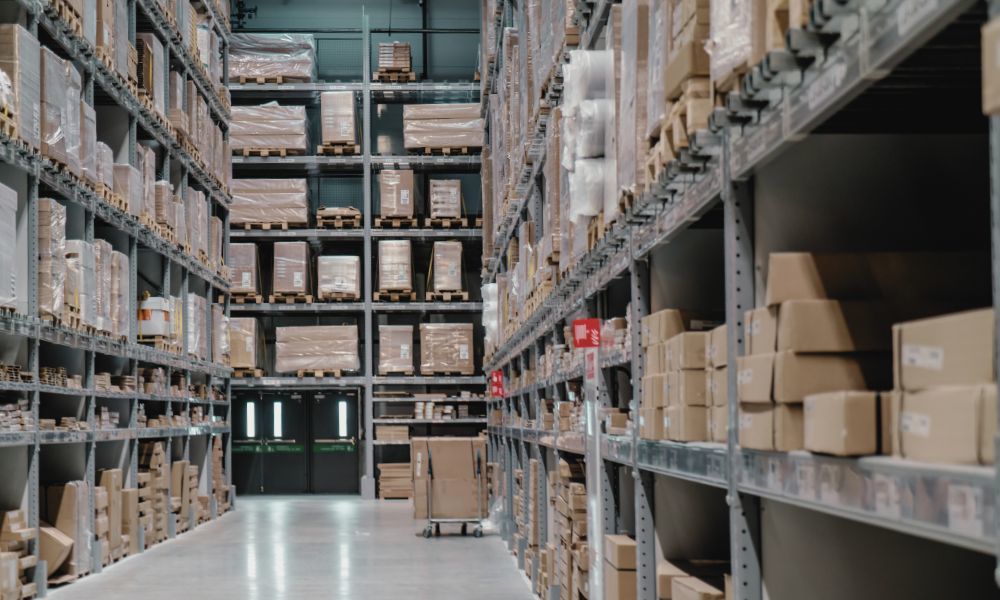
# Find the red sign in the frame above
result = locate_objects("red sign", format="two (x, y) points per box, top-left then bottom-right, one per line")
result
(572, 319), (601, 349)
(490, 370), (505, 398)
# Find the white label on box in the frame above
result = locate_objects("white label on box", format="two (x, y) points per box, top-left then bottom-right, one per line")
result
(947, 484), (984, 538)
(459, 344), (469, 360)
(737, 369), (753, 385)
(739, 413), (752, 429)
(400, 190), (410, 205)
(900, 411), (931, 437)
(750, 319), (760, 335)
(400, 343), (410, 359)
(901, 344), (943, 371)
(333, 276), (348, 291)
(873, 473), (901, 519)
(293, 272), (303, 288)
(662, 415), (670, 431)
(241, 272), (251, 288)
(340, 122), (350, 135)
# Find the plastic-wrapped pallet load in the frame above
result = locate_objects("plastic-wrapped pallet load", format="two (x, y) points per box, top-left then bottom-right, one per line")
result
(38, 198), (65, 320)
(40, 47), (82, 176)
(403, 118), (485, 151)
(110, 251), (128, 339)
(401, 104), (481, 121)
(230, 178), (309, 226)
(0, 183), (14, 311)
(138, 296), (171, 338)
(229, 317), (261, 370)
(168, 71), (188, 136)
(378, 240), (412, 292)
(212, 304), (229, 365)
(482, 283), (498, 352)
(420, 323), (474, 375)
(187, 189), (208, 258)
(65, 240), (96, 329)
(377, 42), (411, 71)
(646, 0), (668, 139)
(210, 217), (222, 268)
(617, 0), (650, 197)
(231, 103), (307, 153)
(379, 325), (414, 375)
(114, 0), (129, 80)
(93, 239), (112, 333)
(154, 181), (174, 231)
(229, 33), (317, 82)
(80, 101), (97, 184)
(275, 325), (359, 373)
(317, 255), (360, 300)
(186, 293), (207, 360)
(707, 0), (758, 92)
(428, 180), (462, 219)
(138, 145), (156, 221)
(319, 91), (357, 146)
(96, 143), (113, 190)
(273, 241), (309, 296)
(0, 25), (40, 151)
(431, 241), (463, 293)
(379, 170), (415, 218)
(136, 33), (165, 117)
(229, 243), (259, 295)
(113, 164), (141, 216)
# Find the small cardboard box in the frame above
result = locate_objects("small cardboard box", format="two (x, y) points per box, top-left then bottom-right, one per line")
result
(645, 342), (666, 374)
(673, 576), (724, 600)
(639, 407), (664, 440)
(739, 404), (773, 450)
(774, 351), (889, 404)
(710, 405), (728, 443)
(900, 385), (997, 465)
(774, 403), (804, 452)
(669, 369), (708, 406)
(707, 324), (727, 368)
(665, 331), (708, 370)
(736, 353), (774, 404)
(605, 560), (638, 600)
(666, 405), (708, 442)
(604, 535), (637, 570)
(712, 367), (728, 407)
(749, 301), (891, 354)
(804, 391), (878, 456)
(642, 374), (667, 408)
(893, 309), (994, 392)
(983, 18), (1000, 114)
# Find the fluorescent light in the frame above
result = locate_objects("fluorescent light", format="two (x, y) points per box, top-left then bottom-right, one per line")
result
(338, 400), (348, 438)
(246, 402), (256, 438)
(273, 402), (283, 438)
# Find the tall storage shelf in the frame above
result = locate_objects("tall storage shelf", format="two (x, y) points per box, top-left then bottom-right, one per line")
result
(485, 1), (1000, 599)
(228, 17), (486, 500)
(0, 0), (234, 595)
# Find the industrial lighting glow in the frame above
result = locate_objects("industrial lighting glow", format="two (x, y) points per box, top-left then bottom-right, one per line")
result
(246, 402), (256, 438)
(338, 400), (348, 438)
(273, 402), (283, 438)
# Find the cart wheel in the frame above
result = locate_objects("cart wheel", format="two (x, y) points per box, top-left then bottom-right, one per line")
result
(422, 525), (433, 539)
(461, 524), (468, 536)
(434, 524), (441, 537)
(473, 526), (483, 538)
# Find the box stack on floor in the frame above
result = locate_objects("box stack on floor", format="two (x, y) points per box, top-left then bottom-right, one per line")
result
(0, 510), (38, 599)
(378, 464), (413, 500)
(550, 459), (587, 600)
(139, 442), (171, 546)
(212, 436), (232, 514)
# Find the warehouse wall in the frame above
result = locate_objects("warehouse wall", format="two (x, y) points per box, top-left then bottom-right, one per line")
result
(237, 0), (480, 80)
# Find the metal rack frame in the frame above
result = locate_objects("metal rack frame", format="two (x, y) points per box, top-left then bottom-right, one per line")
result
(484, 1), (1000, 598)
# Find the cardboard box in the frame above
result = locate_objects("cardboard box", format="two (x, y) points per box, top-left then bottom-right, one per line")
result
(739, 403), (773, 450)
(645, 342), (665, 374)
(231, 104), (307, 152)
(673, 576), (724, 600)
(707, 324), (727, 368)
(379, 170), (415, 218)
(804, 391), (878, 456)
(274, 325), (360, 373)
(747, 301), (891, 354)
(893, 309), (994, 391)
(604, 535), (637, 569)
(663, 39), (710, 100)
(710, 405), (728, 443)
(419, 323), (474, 375)
(230, 317), (261, 369)
(431, 241), (463, 292)
(379, 325), (414, 375)
(983, 18), (1000, 114)
(640, 407), (665, 440)
(736, 353), (774, 404)
(666, 332), (708, 370)
(39, 526), (72, 576)
(411, 437), (488, 519)
(774, 403), (804, 452)
(642, 309), (720, 347)
(666, 405), (708, 442)
(317, 255), (361, 300)
(231, 178), (309, 225)
(642, 374), (667, 408)
(272, 241), (310, 295)
(669, 370), (708, 406)
(605, 561), (638, 600)
(900, 385), (997, 465)
(319, 91), (356, 145)
(740, 351), (889, 404)
(378, 240), (412, 291)
(429, 179), (462, 219)
(98, 469), (122, 551)
(712, 367), (727, 407)
(230, 243), (259, 294)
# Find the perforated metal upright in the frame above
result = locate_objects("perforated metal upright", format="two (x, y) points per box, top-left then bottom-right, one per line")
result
(360, 11), (376, 501)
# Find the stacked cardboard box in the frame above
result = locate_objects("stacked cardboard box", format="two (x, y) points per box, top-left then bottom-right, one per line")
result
(230, 317), (262, 370)
(230, 243), (259, 295)
(171, 461), (200, 532)
(317, 255), (360, 300)
(319, 91), (357, 146)
(378, 325), (413, 375)
(428, 179), (462, 219)
(212, 436), (231, 513)
(136, 33), (166, 117)
(378, 170), (415, 218)
(656, 560), (729, 599)
(377, 240), (412, 291)
(38, 198), (65, 320)
(431, 241), (463, 293)
(411, 437), (488, 519)
(0, 25), (41, 151)
(419, 323), (474, 375)
(186, 293), (208, 360)
(376, 425), (409, 442)
(40, 481), (91, 583)
(272, 241), (310, 297)
(704, 325), (728, 442)
(40, 46), (82, 177)
(139, 442), (170, 545)
(93, 485), (110, 566)
(605, 535), (637, 600)
(0, 510), (38, 599)
(377, 42), (411, 71)
(231, 178), (309, 226)
(231, 104), (307, 152)
(377, 463), (413, 499)
(274, 325), (359, 373)
(97, 469), (124, 562)
(229, 33), (317, 82)
(402, 103), (484, 151)
(551, 459), (586, 600)
(121, 487), (139, 555)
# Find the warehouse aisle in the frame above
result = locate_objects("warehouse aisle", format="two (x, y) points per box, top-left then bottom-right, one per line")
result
(49, 497), (532, 600)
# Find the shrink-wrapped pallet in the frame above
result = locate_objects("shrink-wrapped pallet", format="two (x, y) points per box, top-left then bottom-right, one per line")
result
(420, 323), (474, 375)
(113, 164), (141, 216)
(114, 0), (129, 79)
(110, 250), (129, 339)
(230, 178), (309, 226)
(138, 144), (156, 220)
(229, 33), (316, 82)
(272, 241), (309, 296)
(65, 240), (96, 329)
(168, 71), (188, 136)
(482, 283), (498, 351)
(0, 25), (40, 151)
(379, 325), (413, 375)
(38, 198), (65, 319)
(93, 239), (112, 333)
(96, 143), (113, 190)
(378, 240), (412, 292)
(376, 42), (411, 71)
(275, 325), (359, 373)
(618, 0), (650, 196)
(317, 255), (360, 300)
(41, 47), (82, 176)
(646, 1), (668, 138)
(154, 181), (174, 230)
(212, 303), (229, 365)
(0, 183), (14, 310)
(174, 200), (187, 247)
(231, 103), (307, 152)
(136, 33), (165, 117)
(431, 241), (463, 293)
(96, 0), (114, 54)
(402, 104), (480, 121)
(428, 180), (461, 219)
(319, 91), (356, 145)
(229, 243), (259, 295)
(186, 293), (207, 360)
(210, 216), (222, 268)
(403, 118), (485, 151)
(187, 189), (208, 258)
(378, 170), (415, 218)
(708, 0), (756, 90)
(230, 317), (261, 370)
(80, 101), (97, 184)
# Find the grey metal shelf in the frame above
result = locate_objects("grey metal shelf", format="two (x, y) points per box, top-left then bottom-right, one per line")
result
(372, 155), (482, 172)
(231, 228), (366, 241)
(370, 81), (480, 104)
(231, 155), (365, 171)
(373, 302), (483, 313)
(230, 302), (366, 314)
(372, 418), (487, 425)
(372, 375), (485, 386)
(373, 396), (487, 403)
(231, 376), (366, 390)
(372, 440), (411, 446)
(370, 229), (483, 239)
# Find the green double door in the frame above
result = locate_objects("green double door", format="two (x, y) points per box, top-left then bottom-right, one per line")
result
(233, 390), (360, 494)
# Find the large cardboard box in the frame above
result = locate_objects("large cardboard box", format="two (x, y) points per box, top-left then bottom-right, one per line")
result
(668, 370), (708, 406)
(275, 325), (359, 373)
(379, 170), (415, 218)
(419, 323), (474, 375)
(739, 404), (772, 450)
(642, 374), (667, 408)
(900, 385), (997, 465)
(230, 317), (261, 369)
(231, 178), (309, 225)
(317, 255), (360, 300)
(746, 300), (892, 354)
(272, 241), (310, 295)
(97, 469), (123, 552)
(39, 526), (73, 577)
(411, 437), (487, 519)
(738, 351), (889, 404)
(803, 391), (878, 456)
(319, 91), (356, 145)
(892, 309), (994, 391)
(605, 561), (638, 600)
(673, 576), (724, 600)
(0, 25), (40, 151)
(774, 403), (804, 452)
(378, 240), (412, 291)
(665, 331), (707, 370)
(429, 179), (462, 219)
(666, 405), (708, 442)
(230, 243), (259, 294)
(640, 407), (664, 440)
(707, 324), (727, 368)
(378, 325), (413, 375)
(431, 241), (463, 292)
(604, 535), (637, 569)
(231, 104), (307, 152)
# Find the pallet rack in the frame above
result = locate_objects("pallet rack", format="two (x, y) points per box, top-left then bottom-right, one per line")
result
(0, 0), (233, 595)
(229, 15), (486, 500)
(485, 1), (1000, 599)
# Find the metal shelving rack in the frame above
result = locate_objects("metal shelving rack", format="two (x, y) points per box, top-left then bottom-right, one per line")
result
(228, 15), (486, 500)
(485, 1), (1000, 598)
(0, 0), (233, 594)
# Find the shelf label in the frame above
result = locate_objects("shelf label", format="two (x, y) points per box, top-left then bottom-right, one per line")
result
(873, 473), (902, 519)
(947, 484), (984, 538)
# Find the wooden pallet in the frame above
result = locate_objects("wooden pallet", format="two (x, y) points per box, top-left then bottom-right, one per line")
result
(423, 217), (468, 229)
(227, 367), (262, 379)
(137, 336), (182, 354)
(316, 143), (361, 156)
(586, 212), (605, 251)
(372, 70), (417, 82)
(425, 290), (469, 302)
(409, 146), (477, 156)
(373, 290), (416, 302)
(373, 217), (419, 229)
(268, 293), (313, 304)
(237, 147), (305, 158)
(0, 105), (16, 140)
(316, 214), (361, 229)
(227, 294), (263, 304)
(235, 75), (309, 85)
(318, 292), (360, 302)
(378, 369), (415, 376)
(296, 370), (348, 379)
(238, 221), (308, 231)
(45, 0), (83, 38)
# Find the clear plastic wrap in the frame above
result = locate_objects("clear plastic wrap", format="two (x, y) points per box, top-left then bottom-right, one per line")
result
(212, 303), (229, 365)
(96, 0), (114, 54)
(96, 142), (113, 189)
(174, 201), (187, 246)
(40, 47), (70, 171)
(432, 241), (463, 293)
(229, 33), (317, 82)
(38, 198), (65, 319)
(429, 180), (462, 219)
(110, 250), (128, 339)
(138, 145), (156, 220)
(707, 0), (753, 86)
(319, 91), (357, 145)
(317, 255), (360, 300)
(563, 50), (613, 111)
(379, 170), (415, 218)
(187, 188), (208, 258)
(272, 241), (309, 295)
(378, 325), (414, 375)
(168, 71), (188, 136)
(114, 0), (129, 79)
(402, 104), (481, 121)
(377, 42), (411, 71)
(46, 481), (92, 579)
(138, 296), (171, 338)
(154, 181), (174, 229)
(80, 101), (97, 184)
(575, 99), (613, 159)
(231, 103), (307, 152)
(378, 240), (412, 291)
(65, 240), (95, 329)
(403, 118), (484, 151)
(482, 283), (498, 351)
(646, 0), (668, 138)
(275, 325), (359, 373)
(172, 295), (185, 346)
(230, 178), (309, 225)
(229, 243), (258, 294)
(0, 183), (14, 310)
(419, 323), (474, 375)
(186, 293), (207, 360)
(136, 33), (165, 116)
(618, 0), (650, 196)
(569, 159), (606, 219)
(112, 164), (141, 216)
(93, 239), (111, 333)
(229, 317), (260, 369)
(0, 25), (40, 151)
(210, 216), (222, 268)
(64, 61), (82, 177)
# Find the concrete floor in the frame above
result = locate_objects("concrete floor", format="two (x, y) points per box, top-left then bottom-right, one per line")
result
(49, 496), (533, 600)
